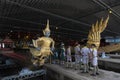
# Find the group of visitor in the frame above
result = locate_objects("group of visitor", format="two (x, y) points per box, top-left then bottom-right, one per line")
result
(53, 42), (99, 76)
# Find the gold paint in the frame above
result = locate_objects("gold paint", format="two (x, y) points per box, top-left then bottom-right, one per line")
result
(99, 43), (120, 52)
(30, 20), (55, 66)
(43, 19), (50, 33)
(87, 15), (109, 49)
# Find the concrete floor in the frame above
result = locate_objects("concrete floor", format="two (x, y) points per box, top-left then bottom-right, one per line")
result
(98, 58), (120, 73)
(45, 64), (120, 80)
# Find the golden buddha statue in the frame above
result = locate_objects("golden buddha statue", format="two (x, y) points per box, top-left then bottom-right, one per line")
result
(30, 20), (55, 66)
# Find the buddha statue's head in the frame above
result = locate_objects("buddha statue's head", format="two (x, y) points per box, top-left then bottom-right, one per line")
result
(43, 19), (50, 37)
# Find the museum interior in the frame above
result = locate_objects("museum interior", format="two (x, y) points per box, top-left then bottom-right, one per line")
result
(0, 0), (120, 80)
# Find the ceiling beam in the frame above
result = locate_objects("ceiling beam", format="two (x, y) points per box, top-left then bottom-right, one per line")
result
(0, 16), (88, 34)
(2, 0), (120, 35)
(0, 23), (87, 38)
(5, 0), (91, 27)
(56, 1), (120, 27)
(93, 0), (120, 20)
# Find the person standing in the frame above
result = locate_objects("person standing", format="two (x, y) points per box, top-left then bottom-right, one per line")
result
(81, 44), (90, 73)
(88, 47), (93, 71)
(74, 42), (81, 69)
(60, 42), (66, 66)
(91, 44), (99, 76)
(66, 45), (72, 68)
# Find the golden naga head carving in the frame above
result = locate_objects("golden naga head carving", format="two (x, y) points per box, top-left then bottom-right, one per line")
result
(87, 15), (109, 49)
(43, 19), (50, 33)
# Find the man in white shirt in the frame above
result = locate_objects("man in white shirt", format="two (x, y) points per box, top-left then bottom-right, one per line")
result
(81, 44), (90, 73)
(91, 44), (99, 76)
(74, 43), (81, 69)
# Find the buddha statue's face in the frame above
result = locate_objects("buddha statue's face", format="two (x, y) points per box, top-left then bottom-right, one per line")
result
(44, 31), (50, 37)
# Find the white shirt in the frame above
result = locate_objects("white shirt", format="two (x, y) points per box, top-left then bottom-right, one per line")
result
(81, 46), (90, 57)
(67, 47), (71, 55)
(89, 48), (93, 52)
(74, 45), (80, 55)
(92, 48), (97, 57)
